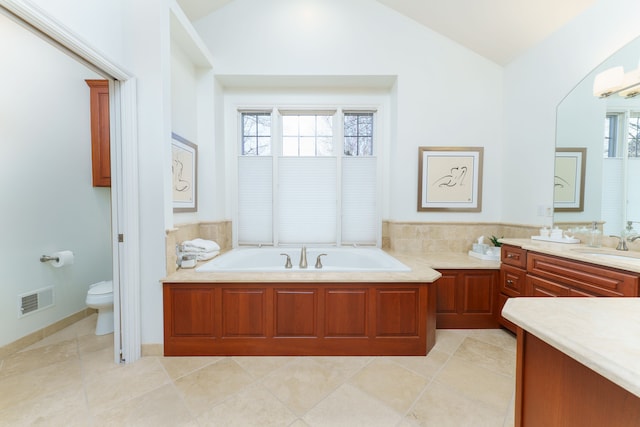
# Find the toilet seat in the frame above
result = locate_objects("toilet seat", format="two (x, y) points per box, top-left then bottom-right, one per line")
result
(88, 280), (112, 295)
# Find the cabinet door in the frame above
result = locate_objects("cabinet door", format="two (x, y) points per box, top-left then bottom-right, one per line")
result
(436, 270), (499, 329)
(85, 80), (111, 187)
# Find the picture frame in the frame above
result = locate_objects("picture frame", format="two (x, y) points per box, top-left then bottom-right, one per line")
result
(554, 147), (586, 212)
(171, 133), (197, 212)
(418, 146), (483, 212)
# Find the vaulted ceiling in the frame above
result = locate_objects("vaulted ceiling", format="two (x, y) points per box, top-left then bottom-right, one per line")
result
(177, 0), (595, 65)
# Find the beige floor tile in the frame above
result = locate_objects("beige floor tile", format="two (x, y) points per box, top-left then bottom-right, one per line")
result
(78, 332), (114, 356)
(85, 357), (171, 413)
(0, 381), (88, 426)
(386, 348), (450, 379)
(453, 336), (516, 377)
(93, 384), (198, 427)
(232, 355), (296, 380)
(261, 357), (347, 416)
(433, 329), (467, 355)
(303, 383), (401, 427)
(349, 358), (428, 413)
(159, 355), (223, 380)
(174, 357), (255, 416)
(309, 356), (372, 379)
(197, 383), (297, 426)
(289, 419), (311, 427)
(0, 339), (79, 379)
(434, 355), (514, 413)
(403, 381), (507, 427)
(0, 358), (83, 411)
(467, 329), (517, 352)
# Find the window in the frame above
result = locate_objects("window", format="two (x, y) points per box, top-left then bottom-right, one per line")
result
(344, 112), (373, 156)
(629, 112), (640, 158)
(241, 112), (271, 155)
(281, 113), (334, 156)
(604, 114), (618, 158)
(237, 107), (378, 246)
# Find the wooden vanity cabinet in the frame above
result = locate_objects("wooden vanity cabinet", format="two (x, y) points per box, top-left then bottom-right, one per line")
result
(435, 269), (499, 329)
(498, 245), (527, 332)
(86, 79), (111, 187)
(526, 252), (639, 297)
(499, 244), (640, 332)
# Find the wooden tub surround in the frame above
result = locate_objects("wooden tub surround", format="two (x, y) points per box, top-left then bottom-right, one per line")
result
(161, 252), (443, 356)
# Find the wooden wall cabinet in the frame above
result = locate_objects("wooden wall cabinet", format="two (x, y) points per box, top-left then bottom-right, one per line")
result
(435, 269), (499, 329)
(86, 79), (110, 187)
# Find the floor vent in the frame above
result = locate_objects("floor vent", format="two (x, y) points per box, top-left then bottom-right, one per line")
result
(19, 287), (54, 318)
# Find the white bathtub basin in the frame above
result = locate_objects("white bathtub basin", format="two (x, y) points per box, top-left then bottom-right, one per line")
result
(195, 246), (411, 272)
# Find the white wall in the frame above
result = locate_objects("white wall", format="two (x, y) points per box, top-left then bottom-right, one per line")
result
(194, 0), (504, 224)
(503, 0), (640, 227)
(0, 11), (111, 346)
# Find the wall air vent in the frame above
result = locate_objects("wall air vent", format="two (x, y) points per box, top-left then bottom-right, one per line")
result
(19, 286), (54, 318)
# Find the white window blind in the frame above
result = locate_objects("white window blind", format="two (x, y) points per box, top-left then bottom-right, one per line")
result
(238, 156), (273, 245)
(341, 157), (377, 244)
(278, 157), (337, 244)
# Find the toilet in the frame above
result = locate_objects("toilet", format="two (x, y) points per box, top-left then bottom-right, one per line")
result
(86, 280), (114, 335)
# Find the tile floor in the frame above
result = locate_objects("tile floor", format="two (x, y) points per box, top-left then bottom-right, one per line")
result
(0, 315), (516, 426)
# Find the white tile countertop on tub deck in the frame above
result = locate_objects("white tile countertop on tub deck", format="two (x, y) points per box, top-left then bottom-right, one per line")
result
(502, 297), (640, 398)
(162, 250), (499, 283)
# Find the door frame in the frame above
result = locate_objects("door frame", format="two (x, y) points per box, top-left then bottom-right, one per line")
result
(0, 0), (141, 363)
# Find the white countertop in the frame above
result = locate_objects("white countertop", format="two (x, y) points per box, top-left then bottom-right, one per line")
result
(162, 250), (499, 283)
(500, 238), (640, 273)
(503, 297), (640, 397)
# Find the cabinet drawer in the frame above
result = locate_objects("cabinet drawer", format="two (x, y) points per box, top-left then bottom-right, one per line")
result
(526, 275), (572, 297)
(500, 264), (526, 297)
(501, 245), (527, 268)
(527, 252), (639, 297)
(497, 293), (517, 333)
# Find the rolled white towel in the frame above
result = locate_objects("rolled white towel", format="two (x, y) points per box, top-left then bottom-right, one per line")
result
(182, 238), (220, 253)
(182, 250), (219, 261)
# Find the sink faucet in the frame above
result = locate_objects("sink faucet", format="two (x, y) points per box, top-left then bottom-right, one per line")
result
(299, 245), (308, 269)
(611, 235), (628, 251)
(628, 234), (640, 243)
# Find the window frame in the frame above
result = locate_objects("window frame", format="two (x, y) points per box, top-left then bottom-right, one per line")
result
(235, 106), (381, 247)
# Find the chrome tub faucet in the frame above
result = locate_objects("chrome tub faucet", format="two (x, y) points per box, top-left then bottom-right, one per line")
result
(299, 245), (308, 269)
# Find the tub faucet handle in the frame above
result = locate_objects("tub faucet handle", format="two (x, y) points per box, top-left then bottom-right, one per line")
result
(280, 253), (293, 269)
(315, 254), (327, 269)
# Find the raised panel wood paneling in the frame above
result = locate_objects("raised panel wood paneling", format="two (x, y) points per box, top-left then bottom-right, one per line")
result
(274, 289), (318, 337)
(435, 272), (457, 314)
(221, 288), (266, 337)
(169, 287), (215, 336)
(463, 272), (495, 314)
(375, 289), (418, 336)
(325, 289), (367, 337)
(436, 270), (499, 329)
(163, 282), (434, 356)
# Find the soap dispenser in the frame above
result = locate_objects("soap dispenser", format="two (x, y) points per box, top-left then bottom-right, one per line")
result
(588, 221), (602, 248)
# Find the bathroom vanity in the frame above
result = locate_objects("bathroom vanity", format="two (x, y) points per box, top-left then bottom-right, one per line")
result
(161, 253), (441, 356)
(498, 239), (640, 332)
(503, 298), (640, 426)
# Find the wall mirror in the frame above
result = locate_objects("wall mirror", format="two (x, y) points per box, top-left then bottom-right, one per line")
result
(554, 36), (640, 236)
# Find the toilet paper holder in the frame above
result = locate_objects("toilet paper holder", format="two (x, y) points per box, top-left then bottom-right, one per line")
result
(40, 255), (60, 263)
